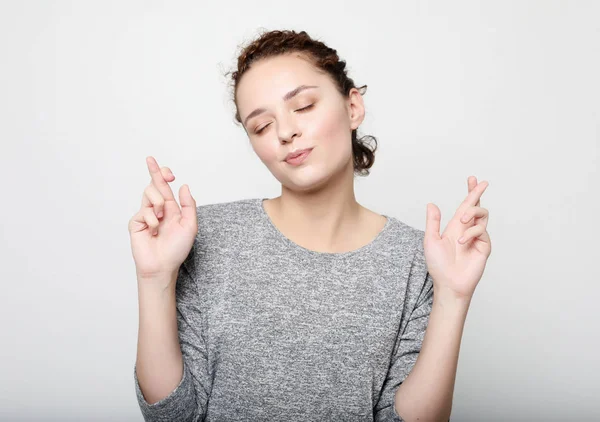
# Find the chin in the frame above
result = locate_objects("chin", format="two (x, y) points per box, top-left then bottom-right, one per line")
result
(274, 167), (336, 193)
(265, 152), (351, 191)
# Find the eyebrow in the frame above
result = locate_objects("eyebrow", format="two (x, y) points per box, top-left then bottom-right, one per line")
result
(243, 85), (319, 127)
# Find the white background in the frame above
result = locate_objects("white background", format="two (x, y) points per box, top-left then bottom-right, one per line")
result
(1, 1), (598, 421)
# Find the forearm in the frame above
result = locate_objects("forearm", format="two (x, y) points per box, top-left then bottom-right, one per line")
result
(394, 287), (471, 422)
(135, 273), (184, 405)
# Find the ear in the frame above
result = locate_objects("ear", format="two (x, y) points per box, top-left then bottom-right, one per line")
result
(347, 87), (365, 130)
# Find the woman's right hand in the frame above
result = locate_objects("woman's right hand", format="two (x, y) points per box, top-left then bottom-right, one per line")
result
(128, 156), (198, 287)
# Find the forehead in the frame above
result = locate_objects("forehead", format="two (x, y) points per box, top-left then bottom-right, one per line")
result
(236, 54), (328, 106)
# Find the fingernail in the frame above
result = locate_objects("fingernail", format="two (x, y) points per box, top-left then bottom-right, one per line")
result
(458, 236), (465, 243)
(157, 211), (163, 218)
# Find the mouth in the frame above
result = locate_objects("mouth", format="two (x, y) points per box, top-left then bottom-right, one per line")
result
(284, 148), (313, 165)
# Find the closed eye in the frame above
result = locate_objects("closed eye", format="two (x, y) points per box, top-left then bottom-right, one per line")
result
(296, 104), (314, 112)
(254, 104), (314, 135)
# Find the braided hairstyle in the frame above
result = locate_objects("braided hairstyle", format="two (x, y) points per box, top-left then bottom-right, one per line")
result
(227, 29), (377, 177)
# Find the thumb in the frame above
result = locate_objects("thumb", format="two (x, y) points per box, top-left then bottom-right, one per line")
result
(424, 203), (441, 242)
(179, 184), (197, 230)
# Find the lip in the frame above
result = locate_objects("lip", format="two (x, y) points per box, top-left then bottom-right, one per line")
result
(284, 148), (313, 165)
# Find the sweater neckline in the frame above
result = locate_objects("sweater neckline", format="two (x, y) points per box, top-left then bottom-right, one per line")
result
(255, 198), (392, 259)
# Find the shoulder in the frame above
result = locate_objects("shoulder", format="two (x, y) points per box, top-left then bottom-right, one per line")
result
(383, 215), (429, 274)
(194, 197), (260, 232)
(195, 197), (259, 218)
(384, 216), (426, 253)
(184, 197), (261, 267)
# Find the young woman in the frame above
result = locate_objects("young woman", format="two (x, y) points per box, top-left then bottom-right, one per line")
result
(128, 29), (492, 422)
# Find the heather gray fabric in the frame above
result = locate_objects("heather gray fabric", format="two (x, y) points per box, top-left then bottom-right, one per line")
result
(134, 197), (434, 422)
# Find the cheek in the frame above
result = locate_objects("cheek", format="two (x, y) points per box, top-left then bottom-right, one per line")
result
(252, 139), (279, 164)
(311, 107), (352, 151)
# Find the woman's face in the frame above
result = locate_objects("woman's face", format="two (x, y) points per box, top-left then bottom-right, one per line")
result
(236, 53), (365, 192)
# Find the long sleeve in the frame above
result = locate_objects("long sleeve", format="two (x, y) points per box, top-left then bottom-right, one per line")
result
(374, 235), (434, 422)
(133, 238), (211, 422)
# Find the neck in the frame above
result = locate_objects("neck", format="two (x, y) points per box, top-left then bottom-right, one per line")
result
(268, 160), (363, 252)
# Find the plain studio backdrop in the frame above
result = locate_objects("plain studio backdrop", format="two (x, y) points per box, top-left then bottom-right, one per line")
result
(1, 1), (598, 421)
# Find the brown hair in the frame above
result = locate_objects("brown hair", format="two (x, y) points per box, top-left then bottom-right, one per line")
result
(226, 29), (378, 177)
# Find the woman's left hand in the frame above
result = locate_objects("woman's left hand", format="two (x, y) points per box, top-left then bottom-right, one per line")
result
(424, 176), (492, 300)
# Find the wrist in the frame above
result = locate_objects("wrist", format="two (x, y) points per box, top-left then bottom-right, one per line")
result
(433, 286), (473, 308)
(137, 271), (178, 295)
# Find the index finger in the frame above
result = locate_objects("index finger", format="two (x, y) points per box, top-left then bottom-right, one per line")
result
(468, 176), (481, 207)
(462, 179), (488, 210)
(146, 156), (175, 201)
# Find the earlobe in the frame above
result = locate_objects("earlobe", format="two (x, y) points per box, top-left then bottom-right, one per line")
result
(350, 106), (365, 130)
(353, 109), (365, 130)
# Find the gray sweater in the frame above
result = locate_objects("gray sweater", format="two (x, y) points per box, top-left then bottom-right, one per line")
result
(134, 198), (434, 422)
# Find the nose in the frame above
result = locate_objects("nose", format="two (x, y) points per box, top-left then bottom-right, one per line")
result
(277, 114), (302, 144)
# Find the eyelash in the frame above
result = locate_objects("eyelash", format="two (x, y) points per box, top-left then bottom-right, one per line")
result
(255, 104), (314, 134)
